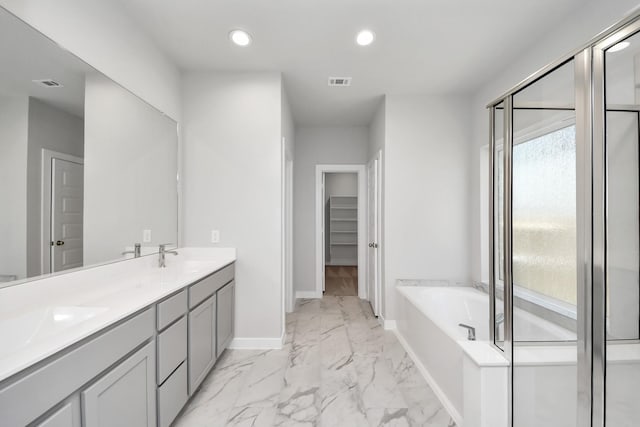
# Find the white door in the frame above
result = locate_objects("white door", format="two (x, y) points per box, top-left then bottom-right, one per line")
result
(367, 155), (380, 315)
(51, 158), (84, 272)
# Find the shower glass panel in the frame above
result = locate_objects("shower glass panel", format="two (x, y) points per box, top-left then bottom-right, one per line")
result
(511, 59), (577, 427)
(492, 102), (506, 348)
(604, 29), (640, 426)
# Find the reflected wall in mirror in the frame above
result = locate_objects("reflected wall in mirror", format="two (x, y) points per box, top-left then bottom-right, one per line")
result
(0, 8), (178, 286)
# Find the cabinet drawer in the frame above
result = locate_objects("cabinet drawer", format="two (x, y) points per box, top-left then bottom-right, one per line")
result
(157, 290), (187, 331)
(157, 362), (188, 427)
(0, 308), (154, 427)
(189, 263), (234, 308)
(157, 316), (187, 384)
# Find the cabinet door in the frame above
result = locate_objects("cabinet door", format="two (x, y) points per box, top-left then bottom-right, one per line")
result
(188, 294), (216, 395)
(82, 341), (156, 427)
(35, 396), (81, 427)
(216, 280), (235, 356)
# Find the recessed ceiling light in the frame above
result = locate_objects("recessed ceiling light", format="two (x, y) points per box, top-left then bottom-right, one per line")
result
(356, 30), (375, 46)
(229, 29), (252, 47)
(609, 41), (630, 53)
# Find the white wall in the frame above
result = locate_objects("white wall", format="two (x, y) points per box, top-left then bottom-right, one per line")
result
(84, 73), (178, 265)
(383, 94), (471, 320)
(0, 0), (181, 120)
(281, 85), (295, 314)
(469, 0), (640, 282)
(0, 96), (29, 280)
(182, 71), (284, 343)
(293, 126), (369, 293)
(26, 98), (84, 277)
(325, 173), (358, 201)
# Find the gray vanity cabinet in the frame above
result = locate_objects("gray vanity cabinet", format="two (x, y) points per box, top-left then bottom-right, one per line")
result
(217, 280), (235, 356)
(35, 397), (81, 427)
(82, 341), (156, 427)
(0, 263), (235, 427)
(155, 289), (188, 427)
(188, 294), (217, 395)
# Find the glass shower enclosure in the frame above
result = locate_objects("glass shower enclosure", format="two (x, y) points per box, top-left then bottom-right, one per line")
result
(489, 11), (640, 427)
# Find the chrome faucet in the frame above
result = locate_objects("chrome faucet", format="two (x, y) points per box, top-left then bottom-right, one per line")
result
(122, 243), (142, 258)
(158, 243), (178, 268)
(458, 323), (476, 341)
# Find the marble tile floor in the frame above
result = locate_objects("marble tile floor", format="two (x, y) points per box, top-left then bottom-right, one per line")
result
(174, 296), (456, 427)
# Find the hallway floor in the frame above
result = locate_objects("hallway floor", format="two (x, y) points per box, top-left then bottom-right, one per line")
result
(324, 266), (358, 296)
(175, 296), (455, 427)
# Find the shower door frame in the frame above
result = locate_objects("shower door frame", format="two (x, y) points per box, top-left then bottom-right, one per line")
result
(487, 10), (640, 427)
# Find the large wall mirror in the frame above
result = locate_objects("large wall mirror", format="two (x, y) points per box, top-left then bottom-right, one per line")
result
(0, 8), (178, 287)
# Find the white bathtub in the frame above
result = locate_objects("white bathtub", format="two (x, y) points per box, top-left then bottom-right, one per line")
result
(396, 286), (500, 426)
(396, 285), (578, 427)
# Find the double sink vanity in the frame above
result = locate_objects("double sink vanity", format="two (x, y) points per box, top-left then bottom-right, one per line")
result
(0, 6), (227, 427)
(0, 248), (236, 427)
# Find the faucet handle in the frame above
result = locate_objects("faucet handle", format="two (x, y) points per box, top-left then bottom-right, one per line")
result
(159, 243), (174, 250)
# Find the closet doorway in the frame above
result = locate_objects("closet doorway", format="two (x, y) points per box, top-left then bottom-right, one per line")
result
(315, 165), (366, 299)
(325, 174), (358, 295)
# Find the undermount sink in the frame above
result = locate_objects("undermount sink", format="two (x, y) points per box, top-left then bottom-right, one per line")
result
(0, 306), (108, 354)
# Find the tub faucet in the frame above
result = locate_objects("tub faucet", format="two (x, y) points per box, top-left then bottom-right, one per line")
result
(458, 323), (476, 341)
(158, 243), (178, 268)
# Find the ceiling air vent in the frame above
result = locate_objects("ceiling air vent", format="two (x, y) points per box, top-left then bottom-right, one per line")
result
(328, 77), (352, 87)
(32, 79), (63, 88)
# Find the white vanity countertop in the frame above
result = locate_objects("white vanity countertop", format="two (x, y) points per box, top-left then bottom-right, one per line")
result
(0, 247), (236, 383)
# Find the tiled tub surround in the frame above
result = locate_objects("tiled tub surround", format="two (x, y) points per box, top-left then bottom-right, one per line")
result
(0, 247), (235, 382)
(175, 296), (457, 427)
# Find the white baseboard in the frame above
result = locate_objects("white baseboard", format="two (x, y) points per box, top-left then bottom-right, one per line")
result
(392, 327), (463, 427)
(229, 332), (284, 350)
(376, 313), (396, 330)
(384, 319), (397, 330)
(296, 290), (322, 299)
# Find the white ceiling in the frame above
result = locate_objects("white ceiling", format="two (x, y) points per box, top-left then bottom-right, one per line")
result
(0, 9), (89, 118)
(119, 0), (588, 126)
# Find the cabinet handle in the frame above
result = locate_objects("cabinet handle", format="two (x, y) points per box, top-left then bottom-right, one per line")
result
(55, 240), (65, 246)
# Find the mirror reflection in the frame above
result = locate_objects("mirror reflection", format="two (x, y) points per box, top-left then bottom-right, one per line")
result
(0, 10), (178, 286)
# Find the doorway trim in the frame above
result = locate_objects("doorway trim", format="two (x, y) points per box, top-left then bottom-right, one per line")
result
(368, 150), (383, 316)
(41, 149), (84, 275)
(315, 164), (367, 298)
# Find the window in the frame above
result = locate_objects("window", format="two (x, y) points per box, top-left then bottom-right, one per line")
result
(506, 124), (577, 308)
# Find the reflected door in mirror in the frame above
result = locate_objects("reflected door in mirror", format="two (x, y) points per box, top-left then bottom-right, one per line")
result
(51, 158), (84, 272)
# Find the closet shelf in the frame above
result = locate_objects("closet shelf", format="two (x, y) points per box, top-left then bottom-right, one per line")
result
(328, 195), (358, 265)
